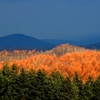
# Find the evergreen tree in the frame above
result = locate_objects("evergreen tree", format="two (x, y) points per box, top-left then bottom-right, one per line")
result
(0, 64), (13, 100)
(0, 70), (7, 99)
(2, 64), (11, 77)
(48, 72), (63, 100)
(34, 69), (49, 100)
(60, 76), (79, 100)
(8, 64), (19, 100)
(72, 72), (83, 100)
(93, 75), (100, 100)
(82, 76), (94, 100)
(15, 68), (30, 100)
(26, 69), (38, 100)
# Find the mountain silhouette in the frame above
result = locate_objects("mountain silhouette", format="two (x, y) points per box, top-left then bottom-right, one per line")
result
(0, 33), (55, 51)
(85, 41), (100, 49)
(44, 35), (100, 46)
(43, 39), (77, 45)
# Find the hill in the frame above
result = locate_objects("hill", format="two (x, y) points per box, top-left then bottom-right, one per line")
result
(45, 44), (89, 56)
(0, 34), (55, 51)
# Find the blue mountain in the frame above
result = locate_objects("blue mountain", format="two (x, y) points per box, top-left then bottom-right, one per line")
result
(0, 33), (55, 51)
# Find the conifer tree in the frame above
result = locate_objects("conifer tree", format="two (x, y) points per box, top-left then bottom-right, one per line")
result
(15, 68), (30, 100)
(48, 72), (63, 100)
(83, 76), (94, 100)
(60, 76), (79, 100)
(72, 72), (83, 100)
(93, 75), (100, 99)
(0, 70), (7, 99)
(34, 69), (49, 100)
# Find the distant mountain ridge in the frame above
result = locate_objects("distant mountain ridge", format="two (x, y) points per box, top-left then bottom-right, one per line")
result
(0, 33), (100, 51)
(85, 41), (100, 49)
(44, 35), (100, 46)
(43, 39), (77, 45)
(0, 33), (55, 51)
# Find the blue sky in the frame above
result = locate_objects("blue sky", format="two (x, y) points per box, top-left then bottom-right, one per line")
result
(0, 0), (100, 40)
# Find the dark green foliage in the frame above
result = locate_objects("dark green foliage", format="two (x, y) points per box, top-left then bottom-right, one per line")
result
(0, 64), (18, 100)
(0, 71), (7, 99)
(48, 72), (64, 100)
(2, 64), (11, 77)
(60, 76), (79, 100)
(30, 69), (49, 100)
(82, 76), (94, 100)
(93, 76), (100, 100)
(0, 65), (100, 100)
(73, 72), (84, 100)
(25, 69), (37, 100)
(15, 68), (33, 100)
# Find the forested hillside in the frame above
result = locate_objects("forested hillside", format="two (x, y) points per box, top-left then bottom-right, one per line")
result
(0, 44), (100, 99)
(0, 50), (99, 81)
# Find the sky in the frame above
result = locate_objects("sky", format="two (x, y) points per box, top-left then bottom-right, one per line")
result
(0, 0), (100, 40)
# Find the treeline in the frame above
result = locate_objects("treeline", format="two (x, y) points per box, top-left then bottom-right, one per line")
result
(0, 64), (100, 100)
(0, 51), (100, 81)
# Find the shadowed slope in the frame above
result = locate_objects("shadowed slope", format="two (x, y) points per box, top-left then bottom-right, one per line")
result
(0, 33), (55, 50)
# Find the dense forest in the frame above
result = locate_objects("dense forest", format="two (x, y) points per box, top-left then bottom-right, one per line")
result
(0, 64), (100, 100)
(0, 45), (100, 99)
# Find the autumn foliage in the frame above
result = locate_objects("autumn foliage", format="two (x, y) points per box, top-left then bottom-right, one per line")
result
(0, 48), (100, 82)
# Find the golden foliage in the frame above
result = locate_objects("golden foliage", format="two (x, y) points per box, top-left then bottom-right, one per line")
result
(0, 49), (100, 81)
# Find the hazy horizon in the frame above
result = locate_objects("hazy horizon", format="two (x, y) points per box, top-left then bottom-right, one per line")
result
(0, 33), (100, 42)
